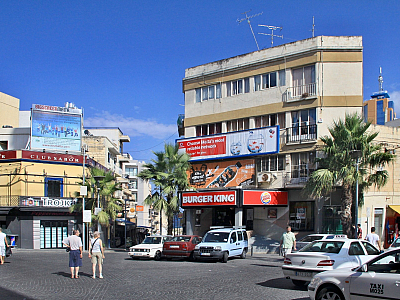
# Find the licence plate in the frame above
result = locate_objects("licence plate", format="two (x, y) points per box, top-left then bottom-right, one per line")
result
(295, 271), (312, 277)
(201, 253), (211, 256)
(170, 245), (179, 248)
(133, 253), (143, 256)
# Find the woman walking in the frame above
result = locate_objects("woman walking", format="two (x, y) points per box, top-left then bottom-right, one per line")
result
(88, 231), (105, 279)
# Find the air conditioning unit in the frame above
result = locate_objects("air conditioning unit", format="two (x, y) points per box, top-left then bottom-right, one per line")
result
(257, 172), (271, 183)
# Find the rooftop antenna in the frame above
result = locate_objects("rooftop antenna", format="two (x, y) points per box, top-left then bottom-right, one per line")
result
(258, 25), (283, 47)
(378, 67), (383, 91)
(311, 16), (315, 37)
(237, 10), (263, 50)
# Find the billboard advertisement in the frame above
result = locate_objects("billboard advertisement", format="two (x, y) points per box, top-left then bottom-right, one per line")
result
(30, 104), (82, 152)
(181, 190), (237, 207)
(177, 126), (279, 161)
(242, 190), (288, 206)
(188, 159), (255, 188)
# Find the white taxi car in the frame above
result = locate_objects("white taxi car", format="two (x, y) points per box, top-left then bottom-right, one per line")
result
(308, 248), (400, 300)
(282, 238), (380, 287)
(128, 235), (172, 260)
(297, 234), (347, 251)
(193, 227), (248, 263)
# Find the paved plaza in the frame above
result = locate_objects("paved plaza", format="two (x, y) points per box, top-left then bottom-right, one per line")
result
(0, 249), (310, 300)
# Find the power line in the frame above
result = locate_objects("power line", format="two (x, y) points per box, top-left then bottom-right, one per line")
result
(128, 130), (178, 152)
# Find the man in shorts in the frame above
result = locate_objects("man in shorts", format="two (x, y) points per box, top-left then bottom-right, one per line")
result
(0, 227), (10, 265)
(63, 229), (83, 278)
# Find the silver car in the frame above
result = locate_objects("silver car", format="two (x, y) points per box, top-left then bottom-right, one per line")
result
(308, 248), (400, 300)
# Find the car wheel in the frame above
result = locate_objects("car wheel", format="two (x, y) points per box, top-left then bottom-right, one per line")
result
(316, 285), (344, 300)
(189, 252), (195, 261)
(240, 249), (246, 259)
(221, 252), (228, 263)
(292, 280), (308, 287)
(154, 251), (162, 261)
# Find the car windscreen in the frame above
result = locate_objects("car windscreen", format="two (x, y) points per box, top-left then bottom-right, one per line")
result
(142, 237), (161, 244)
(170, 236), (191, 242)
(391, 238), (400, 248)
(299, 235), (324, 243)
(203, 232), (230, 243)
(299, 241), (344, 254)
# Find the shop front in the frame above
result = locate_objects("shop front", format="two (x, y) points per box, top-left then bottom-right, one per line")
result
(385, 205), (400, 248)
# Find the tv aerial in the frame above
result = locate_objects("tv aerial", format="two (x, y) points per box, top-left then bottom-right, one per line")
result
(258, 25), (283, 47)
(237, 10), (263, 50)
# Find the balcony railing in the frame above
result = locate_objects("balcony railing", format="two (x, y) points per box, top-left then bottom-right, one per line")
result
(286, 124), (317, 144)
(283, 83), (316, 102)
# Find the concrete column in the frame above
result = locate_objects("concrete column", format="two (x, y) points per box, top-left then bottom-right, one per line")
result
(235, 208), (243, 227)
(185, 210), (194, 235)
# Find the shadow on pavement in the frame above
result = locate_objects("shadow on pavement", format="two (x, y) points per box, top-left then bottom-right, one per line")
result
(250, 263), (282, 268)
(52, 271), (93, 278)
(257, 277), (308, 291)
(0, 286), (36, 300)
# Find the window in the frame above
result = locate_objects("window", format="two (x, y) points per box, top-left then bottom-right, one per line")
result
(132, 193), (137, 201)
(257, 155), (285, 172)
(237, 231), (243, 241)
(322, 206), (343, 234)
(279, 70), (286, 86)
(126, 167), (138, 177)
(226, 78), (250, 97)
(255, 113), (285, 129)
(227, 118), (249, 132)
(368, 251), (400, 273)
(291, 152), (315, 181)
(289, 201), (314, 231)
(40, 220), (68, 249)
(300, 241), (344, 253)
(255, 71), (277, 91)
(254, 75), (261, 91)
(195, 122), (222, 136)
(129, 179), (137, 189)
(195, 84), (220, 102)
(292, 65), (316, 97)
(230, 232), (237, 243)
(45, 178), (63, 197)
(362, 241), (380, 255)
(349, 242), (365, 255)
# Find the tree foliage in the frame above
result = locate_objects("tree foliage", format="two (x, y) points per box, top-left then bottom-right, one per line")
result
(139, 143), (191, 235)
(303, 113), (395, 236)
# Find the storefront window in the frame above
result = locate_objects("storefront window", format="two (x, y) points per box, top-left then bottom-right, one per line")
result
(40, 220), (68, 249)
(321, 206), (343, 234)
(289, 201), (314, 231)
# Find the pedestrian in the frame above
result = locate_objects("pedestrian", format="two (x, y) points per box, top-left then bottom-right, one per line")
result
(88, 231), (105, 279)
(357, 224), (363, 239)
(62, 229), (83, 278)
(0, 228), (10, 265)
(280, 226), (296, 257)
(365, 227), (381, 250)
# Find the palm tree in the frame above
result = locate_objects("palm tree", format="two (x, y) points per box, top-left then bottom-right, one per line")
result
(71, 167), (123, 236)
(139, 143), (191, 235)
(303, 113), (395, 237)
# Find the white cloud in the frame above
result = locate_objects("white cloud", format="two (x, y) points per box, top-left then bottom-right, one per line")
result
(84, 111), (177, 139)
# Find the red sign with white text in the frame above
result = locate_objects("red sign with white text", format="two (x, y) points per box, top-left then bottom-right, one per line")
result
(181, 190), (236, 207)
(0, 151), (17, 160)
(243, 190), (288, 206)
(22, 150), (83, 164)
(178, 136), (226, 158)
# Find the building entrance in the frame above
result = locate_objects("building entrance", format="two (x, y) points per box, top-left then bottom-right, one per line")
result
(40, 220), (68, 249)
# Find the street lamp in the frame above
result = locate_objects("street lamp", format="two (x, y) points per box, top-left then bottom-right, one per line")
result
(350, 149), (362, 239)
(93, 175), (105, 234)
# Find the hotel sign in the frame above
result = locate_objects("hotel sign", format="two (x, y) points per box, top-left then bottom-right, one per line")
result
(22, 150), (83, 164)
(20, 196), (78, 208)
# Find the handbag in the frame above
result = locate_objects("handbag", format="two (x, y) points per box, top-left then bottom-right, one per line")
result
(6, 246), (12, 257)
(90, 238), (99, 254)
(66, 247), (70, 253)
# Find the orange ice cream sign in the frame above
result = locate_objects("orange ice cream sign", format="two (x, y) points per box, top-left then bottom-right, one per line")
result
(243, 190), (288, 206)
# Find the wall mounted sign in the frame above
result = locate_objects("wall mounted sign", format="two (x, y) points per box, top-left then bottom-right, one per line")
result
(177, 126), (279, 161)
(181, 190), (237, 207)
(242, 190), (288, 206)
(20, 196), (78, 208)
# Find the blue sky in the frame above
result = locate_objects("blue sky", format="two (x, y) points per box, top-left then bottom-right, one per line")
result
(1, 1), (399, 162)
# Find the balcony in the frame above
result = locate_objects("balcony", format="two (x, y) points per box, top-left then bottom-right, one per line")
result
(282, 83), (316, 102)
(286, 124), (317, 144)
(284, 169), (315, 188)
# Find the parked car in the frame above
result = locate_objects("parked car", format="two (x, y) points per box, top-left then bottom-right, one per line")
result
(296, 234), (347, 251)
(282, 238), (380, 287)
(388, 236), (400, 250)
(128, 235), (172, 260)
(308, 248), (400, 300)
(193, 227), (248, 263)
(162, 235), (202, 260)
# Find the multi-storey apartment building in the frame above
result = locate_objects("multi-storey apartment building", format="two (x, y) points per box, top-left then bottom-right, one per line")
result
(178, 36), (365, 250)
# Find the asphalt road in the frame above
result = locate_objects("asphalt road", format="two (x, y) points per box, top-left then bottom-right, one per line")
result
(0, 249), (310, 300)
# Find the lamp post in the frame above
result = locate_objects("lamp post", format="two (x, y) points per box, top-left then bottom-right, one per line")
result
(93, 175), (105, 235)
(350, 150), (362, 239)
